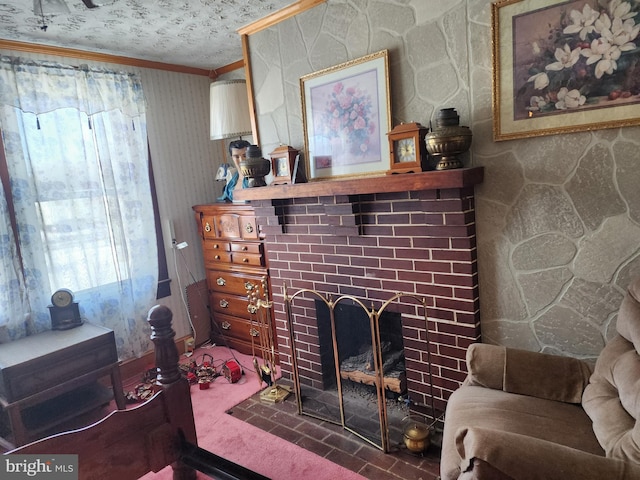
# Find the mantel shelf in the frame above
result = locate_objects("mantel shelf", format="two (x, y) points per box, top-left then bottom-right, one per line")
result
(234, 167), (484, 201)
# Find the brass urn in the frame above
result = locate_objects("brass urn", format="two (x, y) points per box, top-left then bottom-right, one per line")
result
(425, 108), (472, 170)
(239, 144), (271, 187)
(402, 415), (430, 453)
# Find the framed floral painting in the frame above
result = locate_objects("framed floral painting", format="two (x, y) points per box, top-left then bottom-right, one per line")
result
(492, 0), (640, 141)
(300, 50), (391, 180)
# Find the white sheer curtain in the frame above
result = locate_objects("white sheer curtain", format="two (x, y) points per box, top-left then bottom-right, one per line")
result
(0, 56), (158, 359)
(0, 181), (29, 343)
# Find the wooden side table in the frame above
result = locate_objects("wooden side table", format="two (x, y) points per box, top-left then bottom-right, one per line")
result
(0, 323), (125, 448)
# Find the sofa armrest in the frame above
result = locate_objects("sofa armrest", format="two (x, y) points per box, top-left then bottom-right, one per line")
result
(456, 427), (640, 480)
(464, 343), (592, 403)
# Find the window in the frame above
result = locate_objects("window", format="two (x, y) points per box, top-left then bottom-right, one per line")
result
(0, 56), (166, 359)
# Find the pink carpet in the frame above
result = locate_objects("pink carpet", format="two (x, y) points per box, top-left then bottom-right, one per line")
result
(140, 345), (366, 480)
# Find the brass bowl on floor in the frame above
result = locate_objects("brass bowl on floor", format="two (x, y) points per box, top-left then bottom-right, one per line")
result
(403, 416), (430, 453)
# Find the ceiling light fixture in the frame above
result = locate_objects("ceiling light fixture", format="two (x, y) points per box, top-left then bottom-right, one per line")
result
(34, 0), (70, 31)
(34, 0), (70, 16)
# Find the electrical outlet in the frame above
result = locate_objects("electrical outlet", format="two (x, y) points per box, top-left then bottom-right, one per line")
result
(164, 218), (176, 245)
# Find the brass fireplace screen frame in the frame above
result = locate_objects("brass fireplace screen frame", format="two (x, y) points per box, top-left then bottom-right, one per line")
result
(283, 285), (436, 452)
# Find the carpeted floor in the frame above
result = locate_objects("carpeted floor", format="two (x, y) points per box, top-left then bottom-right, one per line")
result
(140, 345), (374, 480)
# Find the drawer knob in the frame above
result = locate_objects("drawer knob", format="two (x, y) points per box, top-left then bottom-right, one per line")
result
(242, 258), (249, 263)
(221, 321), (231, 330)
(220, 299), (229, 308)
(242, 245), (248, 251)
(245, 281), (255, 291)
(213, 244), (220, 249)
(247, 304), (258, 314)
(250, 328), (260, 337)
(245, 223), (254, 234)
(216, 277), (226, 286)
(204, 222), (211, 233)
(214, 255), (220, 260)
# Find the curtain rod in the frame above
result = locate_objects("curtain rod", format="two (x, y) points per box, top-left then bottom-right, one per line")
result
(0, 55), (137, 76)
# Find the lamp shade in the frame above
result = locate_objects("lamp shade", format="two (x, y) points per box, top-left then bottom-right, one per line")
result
(210, 79), (253, 140)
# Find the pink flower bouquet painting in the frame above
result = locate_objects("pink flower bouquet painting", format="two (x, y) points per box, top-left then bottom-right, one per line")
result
(301, 50), (391, 180)
(493, 0), (640, 140)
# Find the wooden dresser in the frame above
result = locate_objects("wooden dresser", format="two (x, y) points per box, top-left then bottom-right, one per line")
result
(192, 203), (274, 356)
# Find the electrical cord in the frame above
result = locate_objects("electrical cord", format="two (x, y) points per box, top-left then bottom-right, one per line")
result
(172, 242), (197, 348)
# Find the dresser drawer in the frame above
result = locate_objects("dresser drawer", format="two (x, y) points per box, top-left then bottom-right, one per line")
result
(204, 251), (232, 267)
(204, 240), (230, 252)
(230, 242), (262, 255)
(201, 215), (218, 240)
(231, 252), (264, 267)
(240, 216), (258, 240)
(207, 271), (267, 296)
(210, 292), (257, 319)
(212, 312), (262, 343)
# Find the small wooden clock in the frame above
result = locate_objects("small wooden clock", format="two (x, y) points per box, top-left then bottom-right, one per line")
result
(269, 145), (299, 185)
(386, 122), (429, 174)
(48, 288), (83, 330)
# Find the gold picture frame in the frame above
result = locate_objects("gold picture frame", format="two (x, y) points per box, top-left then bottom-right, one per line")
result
(492, 0), (640, 141)
(300, 50), (392, 180)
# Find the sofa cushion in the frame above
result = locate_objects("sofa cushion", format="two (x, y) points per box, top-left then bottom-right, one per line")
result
(441, 385), (604, 480)
(582, 278), (640, 464)
(616, 276), (640, 351)
(583, 334), (640, 463)
(465, 343), (592, 403)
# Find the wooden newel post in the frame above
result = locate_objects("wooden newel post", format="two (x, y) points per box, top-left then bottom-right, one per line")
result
(147, 305), (197, 480)
(148, 304), (182, 385)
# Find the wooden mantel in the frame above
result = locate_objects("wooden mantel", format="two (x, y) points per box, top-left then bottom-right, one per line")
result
(234, 167), (484, 201)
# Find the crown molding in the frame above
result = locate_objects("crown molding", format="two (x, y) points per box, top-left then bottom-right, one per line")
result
(237, 0), (325, 35)
(0, 39), (234, 76)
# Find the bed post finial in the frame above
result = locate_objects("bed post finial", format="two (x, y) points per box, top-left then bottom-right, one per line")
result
(148, 304), (182, 385)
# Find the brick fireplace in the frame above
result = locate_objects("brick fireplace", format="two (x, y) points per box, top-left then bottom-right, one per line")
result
(235, 167), (483, 416)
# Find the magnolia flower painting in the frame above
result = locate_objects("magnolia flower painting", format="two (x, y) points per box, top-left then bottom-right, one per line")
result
(513, 0), (640, 120)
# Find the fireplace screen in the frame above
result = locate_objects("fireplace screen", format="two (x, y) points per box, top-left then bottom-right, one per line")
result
(283, 286), (435, 452)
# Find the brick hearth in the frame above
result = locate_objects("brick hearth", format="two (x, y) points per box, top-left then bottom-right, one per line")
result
(236, 168), (483, 416)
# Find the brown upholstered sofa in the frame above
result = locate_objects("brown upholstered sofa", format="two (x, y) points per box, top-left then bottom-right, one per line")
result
(440, 276), (640, 480)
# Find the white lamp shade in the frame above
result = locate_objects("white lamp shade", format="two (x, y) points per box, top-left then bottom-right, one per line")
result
(210, 79), (253, 140)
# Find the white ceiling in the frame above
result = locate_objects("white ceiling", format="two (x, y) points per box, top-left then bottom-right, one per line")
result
(0, 0), (294, 70)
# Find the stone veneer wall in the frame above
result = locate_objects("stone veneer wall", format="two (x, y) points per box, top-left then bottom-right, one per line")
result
(252, 186), (480, 414)
(247, 0), (640, 365)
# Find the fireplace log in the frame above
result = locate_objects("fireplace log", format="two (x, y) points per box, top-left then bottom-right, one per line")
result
(340, 346), (406, 394)
(340, 369), (406, 393)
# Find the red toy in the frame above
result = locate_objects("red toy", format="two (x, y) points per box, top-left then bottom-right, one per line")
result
(222, 359), (242, 383)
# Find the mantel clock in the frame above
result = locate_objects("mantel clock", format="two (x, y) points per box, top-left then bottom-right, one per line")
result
(48, 288), (83, 330)
(386, 122), (429, 174)
(269, 145), (300, 185)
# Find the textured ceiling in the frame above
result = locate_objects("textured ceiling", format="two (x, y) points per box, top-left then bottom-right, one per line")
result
(0, 0), (294, 70)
